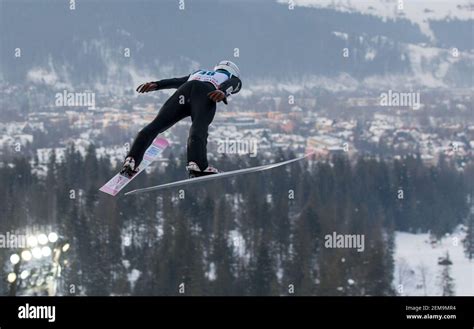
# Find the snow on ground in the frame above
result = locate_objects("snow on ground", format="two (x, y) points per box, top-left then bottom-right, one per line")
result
(127, 269), (141, 291)
(281, 0), (473, 39)
(393, 226), (473, 296)
(229, 229), (248, 261)
(206, 262), (217, 281)
(401, 43), (474, 89)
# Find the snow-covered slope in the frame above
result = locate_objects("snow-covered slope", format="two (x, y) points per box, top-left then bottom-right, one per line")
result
(285, 0), (473, 39)
(2, 1), (472, 90)
(393, 226), (473, 296)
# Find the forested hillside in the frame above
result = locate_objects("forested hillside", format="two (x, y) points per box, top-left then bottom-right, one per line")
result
(0, 146), (471, 296)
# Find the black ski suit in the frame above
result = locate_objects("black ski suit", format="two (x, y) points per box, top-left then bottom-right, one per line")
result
(128, 71), (242, 170)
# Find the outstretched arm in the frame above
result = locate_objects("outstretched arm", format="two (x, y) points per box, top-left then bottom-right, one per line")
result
(136, 75), (190, 93)
(208, 76), (242, 104)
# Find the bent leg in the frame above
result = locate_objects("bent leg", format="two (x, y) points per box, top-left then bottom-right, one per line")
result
(128, 92), (189, 166)
(187, 91), (216, 170)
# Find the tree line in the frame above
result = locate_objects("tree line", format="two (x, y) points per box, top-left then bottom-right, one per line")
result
(0, 145), (471, 295)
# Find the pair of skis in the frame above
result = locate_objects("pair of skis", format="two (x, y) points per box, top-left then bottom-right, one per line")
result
(100, 137), (312, 196)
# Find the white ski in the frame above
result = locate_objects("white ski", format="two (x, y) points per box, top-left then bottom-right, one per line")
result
(125, 152), (314, 195)
(99, 137), (169, 196)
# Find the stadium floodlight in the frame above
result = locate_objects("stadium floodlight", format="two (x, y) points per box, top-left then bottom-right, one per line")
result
(21, 250), (32, 262)
(20, 270), (29, 280)
(6, 229), (68, 296)
(41, 246), (52, 257)
(37, 234), (48, 245)
(7, 273), (17, 283)
(32, 247), (42, 259)
(27, 235), (38, 247)
(10, 254), (20, 265)
(62, 243), (70, 252)
(48, 232), (59, 243)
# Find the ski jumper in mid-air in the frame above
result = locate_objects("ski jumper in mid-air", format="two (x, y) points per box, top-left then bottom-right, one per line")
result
(121, 60), (242, 178)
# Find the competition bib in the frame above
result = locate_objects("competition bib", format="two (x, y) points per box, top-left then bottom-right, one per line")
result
(187, 70), (229, 88)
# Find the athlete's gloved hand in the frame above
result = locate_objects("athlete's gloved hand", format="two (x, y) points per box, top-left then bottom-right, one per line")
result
(136, 82), (159, 93)
(208, 90), (227, 103)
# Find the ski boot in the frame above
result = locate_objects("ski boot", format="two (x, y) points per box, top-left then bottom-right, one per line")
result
(120, 156), (138, 178)
(186, 161), (220, 178)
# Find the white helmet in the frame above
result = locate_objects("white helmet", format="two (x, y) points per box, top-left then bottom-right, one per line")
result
(214, 60), (240, 78)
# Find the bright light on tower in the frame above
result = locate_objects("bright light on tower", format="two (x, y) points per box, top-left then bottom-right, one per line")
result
(27, 236), (38, 247)
(20, 270), (29, 280)
(7, 273), (17, 283)
(62, 243), (70, 252)
(37, 234), (48, 245)
(41, 246), (52, 257)
(10, 254), (20, 265)
(32, 247), (42, 259)
(48, 232), (59, 243)
(21, 250), (32, 262)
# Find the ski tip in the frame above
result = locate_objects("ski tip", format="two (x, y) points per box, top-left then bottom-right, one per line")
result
(99, 187), (119, 196)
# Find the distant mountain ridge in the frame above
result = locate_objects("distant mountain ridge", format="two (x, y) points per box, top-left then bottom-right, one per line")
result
(0, 0), (472, 91)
